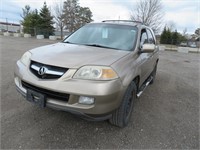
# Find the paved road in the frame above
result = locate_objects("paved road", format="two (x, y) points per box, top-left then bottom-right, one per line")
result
(1, 36), (199, 149)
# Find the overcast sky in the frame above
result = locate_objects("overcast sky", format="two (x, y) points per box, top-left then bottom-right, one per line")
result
(0, 0), (199, 34)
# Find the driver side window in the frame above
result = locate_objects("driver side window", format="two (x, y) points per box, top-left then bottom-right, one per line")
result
(140, 29), (148, 47)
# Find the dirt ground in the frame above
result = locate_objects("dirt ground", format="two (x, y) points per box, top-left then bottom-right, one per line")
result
(1, 36), (199, 149)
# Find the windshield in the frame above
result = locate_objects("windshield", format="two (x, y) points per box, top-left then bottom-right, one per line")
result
(63, 23), (138, 51)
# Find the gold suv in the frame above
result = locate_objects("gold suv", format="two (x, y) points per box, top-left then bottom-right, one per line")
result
(15, 20), (159, 127)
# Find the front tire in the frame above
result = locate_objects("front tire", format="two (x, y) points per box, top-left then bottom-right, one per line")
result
(109, 81), (137, 128)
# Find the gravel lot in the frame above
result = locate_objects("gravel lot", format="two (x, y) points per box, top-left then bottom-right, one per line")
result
(1, 36), (199, 149)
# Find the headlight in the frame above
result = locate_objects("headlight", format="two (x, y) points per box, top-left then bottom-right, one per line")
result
(73, 66), (118, 80)
(20, 51), (31, 66)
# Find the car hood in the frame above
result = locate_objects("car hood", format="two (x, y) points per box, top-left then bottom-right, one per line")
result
(30, 43), (130, 68)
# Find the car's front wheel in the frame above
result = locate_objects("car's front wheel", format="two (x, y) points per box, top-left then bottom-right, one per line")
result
(109, 81), (136, 127)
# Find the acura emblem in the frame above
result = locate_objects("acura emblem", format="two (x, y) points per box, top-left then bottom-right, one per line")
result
(38, 66), (47, 75)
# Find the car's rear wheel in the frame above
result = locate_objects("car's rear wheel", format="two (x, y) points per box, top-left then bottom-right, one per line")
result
(109, 81), (136, 127)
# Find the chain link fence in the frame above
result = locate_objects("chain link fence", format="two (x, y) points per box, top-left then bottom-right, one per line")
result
(23, 27), (55, 38)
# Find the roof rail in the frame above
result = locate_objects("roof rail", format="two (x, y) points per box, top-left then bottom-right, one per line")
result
(102, 20), (144, 25)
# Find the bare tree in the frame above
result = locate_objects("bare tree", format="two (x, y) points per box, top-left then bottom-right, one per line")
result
(63, 0), (79, 32)
(53, 1), (65, 39)
(130, 0), (164, 33)
(63, 0), (93, 32)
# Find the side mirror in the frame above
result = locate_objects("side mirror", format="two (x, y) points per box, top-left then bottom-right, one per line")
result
(141, 44), (155, 53)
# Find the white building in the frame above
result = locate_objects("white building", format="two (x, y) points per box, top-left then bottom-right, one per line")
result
(0, 22), (21, 33)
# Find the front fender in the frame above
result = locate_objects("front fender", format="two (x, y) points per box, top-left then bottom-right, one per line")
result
(111, 52), (141, 87)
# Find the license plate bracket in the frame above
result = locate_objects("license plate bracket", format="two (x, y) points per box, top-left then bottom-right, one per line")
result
(26, 89), (46, 108)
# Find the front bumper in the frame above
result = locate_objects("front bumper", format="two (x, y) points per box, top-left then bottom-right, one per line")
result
(16, 84), (112, 121)
(15, 60), (126, 119)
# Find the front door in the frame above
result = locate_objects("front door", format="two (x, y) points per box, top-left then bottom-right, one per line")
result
(139, 28), (156, 84)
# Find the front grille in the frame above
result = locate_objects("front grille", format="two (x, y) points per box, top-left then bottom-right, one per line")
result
(22, 81), (69, 102)
(30, 61), (68, 79)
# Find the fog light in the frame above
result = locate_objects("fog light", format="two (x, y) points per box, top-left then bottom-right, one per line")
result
(79, 96), (94, 105)
(14, 77), (20, 87)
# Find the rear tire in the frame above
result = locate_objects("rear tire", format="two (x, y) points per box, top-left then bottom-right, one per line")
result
(109, 81), (137, 128)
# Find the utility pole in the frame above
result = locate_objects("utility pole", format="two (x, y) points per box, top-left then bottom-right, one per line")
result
(6, 18), (8, 32)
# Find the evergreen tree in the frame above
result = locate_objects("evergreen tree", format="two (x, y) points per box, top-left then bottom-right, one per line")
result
(178, 33), (187, 43)
(166, 28), (172, 44)
(160, 26), (171, 44)
(21, 5), (31, 19)
(21, 13), (33, 34)
(30, 10), (41, 35)
(21, 6), (40, 35)
(39, 2), (54, 37)
(160, 27), (187, 45)
(172, 30), (179, 45)
(21, 5), (32, 34)
(160, 26), (167, 44)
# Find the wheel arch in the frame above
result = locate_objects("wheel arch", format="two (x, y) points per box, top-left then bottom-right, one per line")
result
(132, 75), (140, 93)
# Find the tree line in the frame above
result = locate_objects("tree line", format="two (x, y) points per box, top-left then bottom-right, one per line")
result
(21, 0), (199, 43)
(20, 0), (165, 39)
(22, 0), (162, 38)
(21, 0), (93, 39)
(160, 27), (187, 45)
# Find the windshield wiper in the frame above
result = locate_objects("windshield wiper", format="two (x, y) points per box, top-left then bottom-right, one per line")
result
(84, 44), (119, 50)
(63, 41), (73, 44)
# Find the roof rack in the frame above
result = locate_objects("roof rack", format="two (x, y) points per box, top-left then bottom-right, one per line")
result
(102, 20), (144, 25)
